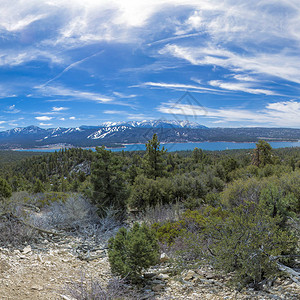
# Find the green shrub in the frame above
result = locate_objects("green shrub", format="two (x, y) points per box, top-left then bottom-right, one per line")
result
(221, 177), (263, 207)
(108, 223), (159, 282)
(152, 220), (186, 245)
(153, 204), (297, 289)
(24, 192), (69, 208)
(129, 175), (172, 210)
(206, 202), (297, 289)
(0, 177), (12, 200)
(259, 184), (297, 225)
(152, 207), (225, 245)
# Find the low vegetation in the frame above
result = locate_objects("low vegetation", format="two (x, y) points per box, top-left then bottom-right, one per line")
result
(0, 135), (299, 294)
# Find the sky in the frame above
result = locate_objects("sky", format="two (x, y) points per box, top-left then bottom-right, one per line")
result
(1, 0), (300, 129)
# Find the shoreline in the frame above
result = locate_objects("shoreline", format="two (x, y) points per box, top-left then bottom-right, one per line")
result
(7, 139), (300, 152)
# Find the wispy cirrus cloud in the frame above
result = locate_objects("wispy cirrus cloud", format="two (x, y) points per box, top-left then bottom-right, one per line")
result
(113, 92), (136, 99)
(36, 85), (113, 103)
(209, 80), (277, 96)
(139, 81), (222, 93)
(4, 105), (21, 114)
(161, 43), (300, 84)
(1, 1), (300, 128)
(104, 110), (125, 114)
(158, 100), (300, 127)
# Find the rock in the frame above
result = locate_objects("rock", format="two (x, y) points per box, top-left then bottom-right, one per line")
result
(152, 284), (165, 292)
(158, 267), (172, 274)
(144, 272), (156, 279)
(0, 248), (9, 255)
(157, 273), (170, 280)
(205, 272), (215, 279)
(23, 245), (32, 254)
(60, 295), (77, 300)
(184, 270), (196, 281)
(37, 254), (43, 263)
(160, 253), (169, 263)
(152, 279), (164, 284)
(31, 285), (43, 291)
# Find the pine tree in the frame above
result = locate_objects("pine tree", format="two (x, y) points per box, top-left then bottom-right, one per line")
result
(143, 134), (166, 180)
(91, 146), (128, 218)
(252, 140), (273, 167)
(0, 177), (12, 200)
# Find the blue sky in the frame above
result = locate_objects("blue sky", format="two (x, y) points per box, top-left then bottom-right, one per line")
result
(1, 0), (300, 129)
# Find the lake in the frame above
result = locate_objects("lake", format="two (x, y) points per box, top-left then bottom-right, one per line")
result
(15, 141), (300, 153)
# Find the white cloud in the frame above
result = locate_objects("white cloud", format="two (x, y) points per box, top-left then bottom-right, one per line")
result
(0, 49), (63, 67)
(158, 100), (300, 127)
(39, 123), (53, 126)
(1, 13), (46, 32)
(209, 80), (276, 95)
(141, 81), (221, 93)
(4, 104), (21, 114)
(126, 113), (147, 120)
(113, 92), (136, 98)
(69, 116), (76, 120)
(52, 106), (68, 112)
(104, 110), (124, 114)
(37, 85), (113, 102)
(161, 43), (300, 84)
(35, 116), (53, 121)
(232, 74), (257, 82)
(140, 80), (274, 96)
(1, 0), (300, 89)
(0, 121), (6, 125)
(59, 117), (65, 121)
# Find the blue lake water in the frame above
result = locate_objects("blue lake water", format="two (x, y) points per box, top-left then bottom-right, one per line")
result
(15, 141), (300, 153)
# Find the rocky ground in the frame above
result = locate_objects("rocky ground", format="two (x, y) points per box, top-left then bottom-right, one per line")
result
(0, 235), (299, 300)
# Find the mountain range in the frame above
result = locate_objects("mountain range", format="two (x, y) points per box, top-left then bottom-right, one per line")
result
(0, 120), (299, 149)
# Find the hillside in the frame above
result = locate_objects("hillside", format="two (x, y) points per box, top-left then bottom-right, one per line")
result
(0, 139), (299, 299)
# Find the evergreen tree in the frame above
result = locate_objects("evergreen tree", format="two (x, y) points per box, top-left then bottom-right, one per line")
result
(252, 140), (273, 167)
(143, 134), (166, 180)
(0, 177), (12, 200)
(192, 147), (205, 163)
(91, 146), (128, 217)
(33, 178), (45, 193)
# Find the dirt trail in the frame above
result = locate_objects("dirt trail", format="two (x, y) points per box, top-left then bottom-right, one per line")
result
(0, 242), (110, 300)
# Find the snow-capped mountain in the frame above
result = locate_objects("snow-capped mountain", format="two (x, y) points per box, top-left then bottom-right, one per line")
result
(100, 120), (206, 129)
(0, 120), (299, 149)
(0, 120), (207, 148)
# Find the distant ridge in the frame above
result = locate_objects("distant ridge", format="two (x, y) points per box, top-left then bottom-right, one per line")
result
(0, 120), (299, 149)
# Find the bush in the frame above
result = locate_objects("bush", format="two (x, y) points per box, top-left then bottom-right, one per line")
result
(129, 174), (208, 210)
(65, 272), (140, 300)
(43, 194), (98, 231)
(108, 223), (159, 282)
(221, 177), (263, 207)
(129, 175), (172, 209)
(24, 192), (69, 208)
(152, 204), (297, 289)
(0, 214), (38, 247)
(141, 203), (181, 226)
(152, 207), (226, 246)
(206, 202), (297, 289)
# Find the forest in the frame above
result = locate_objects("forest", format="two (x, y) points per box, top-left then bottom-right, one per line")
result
(0, 135), (299, 297)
